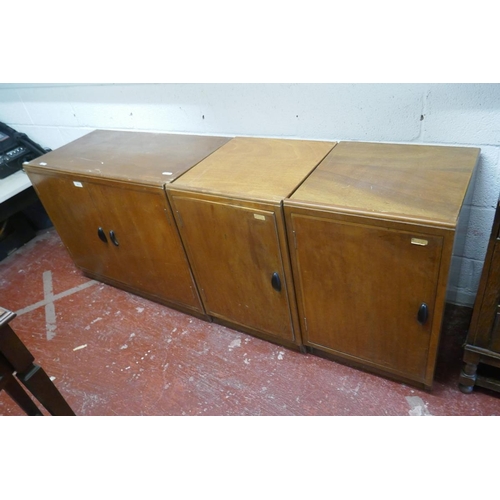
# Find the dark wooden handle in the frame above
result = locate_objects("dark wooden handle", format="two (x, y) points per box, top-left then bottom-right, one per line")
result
(271, 272), (281, 292)
(417, 303), (428, 325)
(97, 227), (108, 243)
(109, 230), (119, 246)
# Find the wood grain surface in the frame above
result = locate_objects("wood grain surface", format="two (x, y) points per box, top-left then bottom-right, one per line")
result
(287, 141), (480, 227)
(170, 195), (296, 341)
(26, 171), (204, 314)
(171, 137), (336, 202)
(290, 213), (444, 382)
(24, 130), (232, 186)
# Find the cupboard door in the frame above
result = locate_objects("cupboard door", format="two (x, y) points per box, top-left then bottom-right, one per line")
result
(89, 184), (202, 310)
(291, 214), (443, 380)
(27, 172), (119, 278)
(172, 196), (294, 340)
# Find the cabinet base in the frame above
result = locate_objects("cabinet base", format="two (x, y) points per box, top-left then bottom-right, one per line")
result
(307, 346), (432, 391)
(81, 269), (211, 322)
(211, 316), (303, 353)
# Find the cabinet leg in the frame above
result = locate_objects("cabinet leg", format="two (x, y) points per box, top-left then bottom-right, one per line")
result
(459, 362), (478, 394)
(299, 345), (308, 355)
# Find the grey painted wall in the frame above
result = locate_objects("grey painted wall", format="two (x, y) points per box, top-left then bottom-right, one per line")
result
(1, 83), (498, 306)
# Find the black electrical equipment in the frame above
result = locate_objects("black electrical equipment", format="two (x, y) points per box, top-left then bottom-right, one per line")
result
(0, 121), (50, 179)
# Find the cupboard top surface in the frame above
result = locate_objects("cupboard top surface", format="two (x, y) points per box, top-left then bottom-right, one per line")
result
(286, 141), (480, 227)
(24, 130), (232, 186)
(170, 137), (336, 202)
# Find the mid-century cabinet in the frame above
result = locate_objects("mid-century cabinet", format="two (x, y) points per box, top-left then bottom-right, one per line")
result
(459, 200), (500, 394)
(22, 129), (483, 390)
(284, 141), (480, 389)
(23, 130), (231, 317)
(167, 137), (335, 348)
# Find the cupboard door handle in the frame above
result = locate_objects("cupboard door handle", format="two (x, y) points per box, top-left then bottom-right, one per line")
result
(109, 230), (119, 246)
(417, 303), (429, 325)
(97, 227), (108, 243)
(271, 272), (282, 292)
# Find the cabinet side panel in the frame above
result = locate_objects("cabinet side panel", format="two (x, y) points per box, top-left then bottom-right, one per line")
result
(471, 244), (500, 349)
(467, 202), (500, 348)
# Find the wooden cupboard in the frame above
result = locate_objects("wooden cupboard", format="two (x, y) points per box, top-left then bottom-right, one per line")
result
(21, 129), (483, 390)
(167, 137), (335, 348)
(284, 141), (480, 389)
(23, 130), (231, 316)
(459, 200), (500, 394)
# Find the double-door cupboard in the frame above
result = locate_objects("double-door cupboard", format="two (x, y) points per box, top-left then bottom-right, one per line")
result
(24, 130), (231, 317)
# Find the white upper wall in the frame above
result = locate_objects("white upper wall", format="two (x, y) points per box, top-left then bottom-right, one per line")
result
(1, 83), (499, 306)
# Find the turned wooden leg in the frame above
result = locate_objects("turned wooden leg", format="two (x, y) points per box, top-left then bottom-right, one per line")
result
(459, 361), (478, 394)
(459, 349), (481, 394)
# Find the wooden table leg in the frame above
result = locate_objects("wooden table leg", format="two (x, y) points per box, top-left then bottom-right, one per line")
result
(1, 313), (75, 416)
(2, 373), (43, 415)
(17, 364), (75, 416)
(0, 353), (42, 415)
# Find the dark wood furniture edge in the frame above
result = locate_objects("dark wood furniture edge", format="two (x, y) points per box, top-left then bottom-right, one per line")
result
(0, 309), (76, 415)
(459, 200), (500, 394)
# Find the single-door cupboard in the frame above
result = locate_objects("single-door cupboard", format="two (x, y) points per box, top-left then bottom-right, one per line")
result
(284, 141), (480, 389)
(24, 130), (231, 317)
(168, 137), (336, 348)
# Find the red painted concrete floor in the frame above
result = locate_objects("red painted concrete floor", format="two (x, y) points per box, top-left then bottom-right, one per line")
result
(1, 227), (500, 416)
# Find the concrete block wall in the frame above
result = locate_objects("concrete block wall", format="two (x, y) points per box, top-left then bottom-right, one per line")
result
(1, 83), (499, 306)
